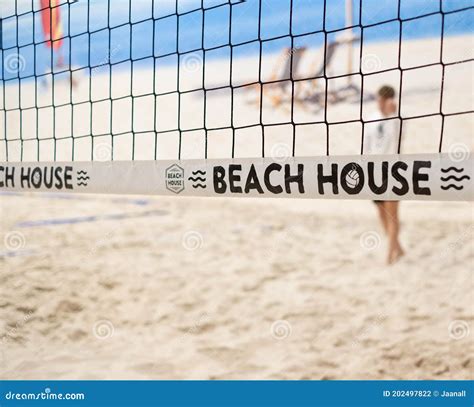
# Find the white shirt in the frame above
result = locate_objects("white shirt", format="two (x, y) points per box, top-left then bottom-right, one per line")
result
(363, 113), (401, 155)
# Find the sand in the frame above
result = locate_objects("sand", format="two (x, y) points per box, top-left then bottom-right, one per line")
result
(0, 34), (473, 379)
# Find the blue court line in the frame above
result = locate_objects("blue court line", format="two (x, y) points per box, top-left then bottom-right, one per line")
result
(0, 191), (22, 197)
(0, 249), (37, 258)
(14, 210), (168, 228)
(0, 191), (150, 206)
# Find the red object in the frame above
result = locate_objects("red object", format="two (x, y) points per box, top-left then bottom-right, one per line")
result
(40, 0), (63, 49)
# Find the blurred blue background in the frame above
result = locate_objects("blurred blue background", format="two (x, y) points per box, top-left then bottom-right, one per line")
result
(1, 0), (473, 80)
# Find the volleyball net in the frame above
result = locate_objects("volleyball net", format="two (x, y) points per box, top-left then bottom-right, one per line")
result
(0, 0), (472, 200)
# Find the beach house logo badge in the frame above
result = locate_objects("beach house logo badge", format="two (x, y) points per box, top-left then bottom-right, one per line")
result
(165, 164), (185, 194)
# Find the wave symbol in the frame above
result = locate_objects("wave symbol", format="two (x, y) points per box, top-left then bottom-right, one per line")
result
(441, 167), (463, 173)
(192, 170), (206, 176)
(440, 175), (470, 182)
(191, 184), (206, 189)
(441, 184), (464, 190)
(440, 166), (469, 192)
(188, 176), (205, 182)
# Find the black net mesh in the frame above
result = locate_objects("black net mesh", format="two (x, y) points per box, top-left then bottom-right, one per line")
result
(0, 0), (473, 162)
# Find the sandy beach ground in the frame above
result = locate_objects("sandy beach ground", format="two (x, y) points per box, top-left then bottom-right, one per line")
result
(0, 35), (473, 379)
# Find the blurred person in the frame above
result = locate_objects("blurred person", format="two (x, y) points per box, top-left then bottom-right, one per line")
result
(40, 0), (78, 87)
(364, 85), (404, 264)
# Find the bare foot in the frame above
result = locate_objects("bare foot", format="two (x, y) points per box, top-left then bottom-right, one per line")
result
(387, 246), (404, 265)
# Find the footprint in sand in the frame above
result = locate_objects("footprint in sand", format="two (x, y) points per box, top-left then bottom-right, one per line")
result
(33, 285), (56, 293)
(68, 329), (88, 342)
(408, 314), (431, 321)
(198, 345), (248, 365)
(131, 362), (176, 376)
(434, 365), (449, 376)
(55, 300), (83, 314)
(15, 306), (36, 314)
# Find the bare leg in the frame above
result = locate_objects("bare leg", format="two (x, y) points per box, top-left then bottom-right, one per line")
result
(383, 201), (404, 264)
(375, 202), (389, 235)
(54, 48), (79, 88)
(56, 49), (64, 68)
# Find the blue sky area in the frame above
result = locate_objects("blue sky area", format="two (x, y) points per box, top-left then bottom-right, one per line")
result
(1, 0), (473, 80)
